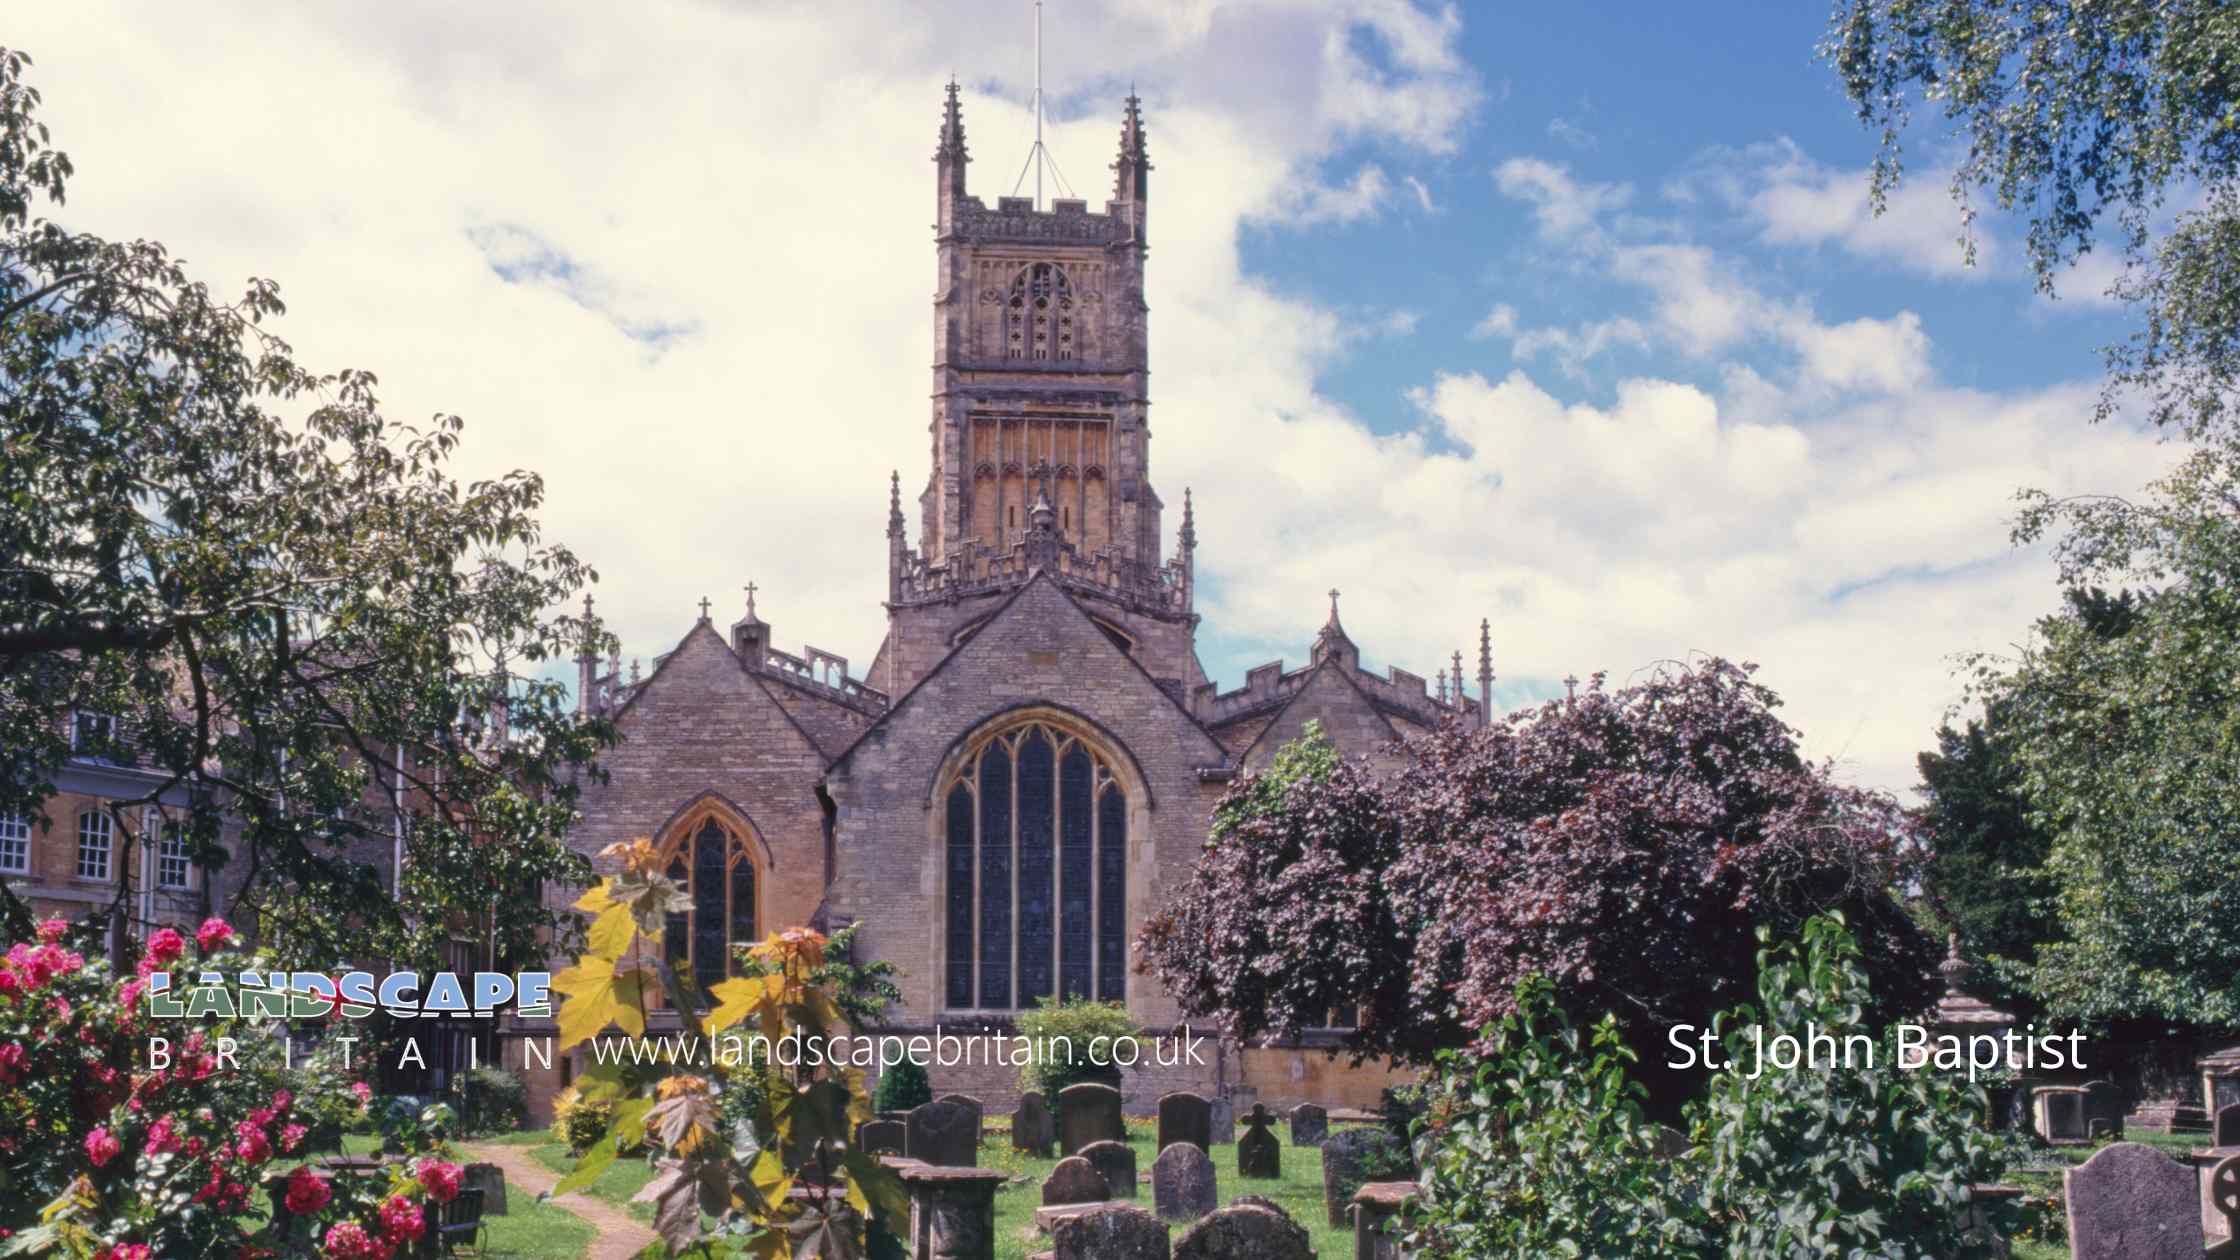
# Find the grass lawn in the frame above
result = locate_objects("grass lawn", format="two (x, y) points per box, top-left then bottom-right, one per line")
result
(309, 1133), (598, 1259)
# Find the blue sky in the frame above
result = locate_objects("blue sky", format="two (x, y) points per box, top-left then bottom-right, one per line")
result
(14, 2), (2172, 793)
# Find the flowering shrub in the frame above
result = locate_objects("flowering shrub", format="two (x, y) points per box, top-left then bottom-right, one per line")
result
(0, 918), (452, 1257)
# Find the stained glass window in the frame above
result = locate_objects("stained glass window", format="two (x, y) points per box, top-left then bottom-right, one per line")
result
(943, 721), (1127, 1010)
(660, 813), (759, 998)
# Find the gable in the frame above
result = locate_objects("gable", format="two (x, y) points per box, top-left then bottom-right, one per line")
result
(1238, 658), (1399, 771)
(609, 621), (830, 762)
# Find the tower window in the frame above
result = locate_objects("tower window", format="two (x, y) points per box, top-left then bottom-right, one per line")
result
(1005, 263), (1075, 363)
(943, 719), (1128, 1010)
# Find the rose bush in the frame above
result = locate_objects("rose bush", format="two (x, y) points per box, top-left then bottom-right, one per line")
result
(0, 917), (454, 1258)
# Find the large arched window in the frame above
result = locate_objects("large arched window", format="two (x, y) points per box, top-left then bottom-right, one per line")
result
(1004, 263), (1075, 362)
(657, 813), (760, 995)
(943, 720), (1127, 1010)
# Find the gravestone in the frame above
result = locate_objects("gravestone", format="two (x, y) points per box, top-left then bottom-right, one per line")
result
(2064, 1141), (2203, 1260)
(895, 1163), (1006, 1260)
(1173, 1204), (1314, 1260)
(1059, 1082), (1126, 1155)
(462, 1163), (506, 1215)
(2083, 1079), (2126, 1140)
(1236, 1105), (1280, 1180)
(1227, 1195), (1288, 1218)
(1158, 1092), (1214, 1154)
(1014, 1092), (1056, 1157)
(1081, 1139), (1139, 1201)
(1053, 1205), (1170, 1260)
(857, 1119), (906, 1158)
(1351, 1182), (1419, 1260)
(1153, 1143), (1218, 1222)
(905, 1097), (979, 1168)
(937, 1092), (986, 1143)
(1320, 1128), (1410, 1228)
(2216, 1103), (2240, 1149)
(1288, 1102), (1328, 1149)
(2210, 1153), (2240, 1240)
(1208, 1097), (1235, 1147)
(1042, 1156), (1109, 1207)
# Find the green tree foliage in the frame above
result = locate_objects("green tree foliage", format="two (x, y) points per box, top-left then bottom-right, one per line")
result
(1014, 996), (1143, 1103)
(1410, 977), (1702, 1260)
(870, 1059), (931, 1114)
(1695, 916), (2011, 1260)
(1915, 712), (2058, 982)
(0, 48), (615, 964)
(1824, 0), (2240, 438)
(1960, 450), (2240, 1027)
(1408, 918), (2009, 1260)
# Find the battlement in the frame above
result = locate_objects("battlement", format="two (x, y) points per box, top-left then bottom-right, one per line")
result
(890, 533), (1188, 620)
(1197, 653), (1481, 729)
(758, 644), (890, 714)
(949, 195), (1136, 246)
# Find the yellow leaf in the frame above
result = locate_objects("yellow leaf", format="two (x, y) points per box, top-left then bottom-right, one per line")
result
(573, 882), (616, 914)
(587, 904), (637, 961)
(704, 973), (780, 1036)
(552, 956), (646, 1053)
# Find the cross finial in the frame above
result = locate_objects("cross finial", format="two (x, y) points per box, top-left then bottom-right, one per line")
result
(744, 581), (758, 619)
(1564, 674), (1579, 705)
(582, 592), (595, 618)
(1329, 587), (1340, 609)
(697, 595), (712, 621)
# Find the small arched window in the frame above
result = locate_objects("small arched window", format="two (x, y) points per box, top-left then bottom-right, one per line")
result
(658, 815), (759, 995)
(1005, 264), (1076, 361)
(943, 719), (1127, 1010)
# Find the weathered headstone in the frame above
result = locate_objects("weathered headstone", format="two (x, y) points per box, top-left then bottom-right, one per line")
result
(462, 1163), (506, 1215)
(1236, 1105), (1280, 1180)
(1059, 1082), (1126, 1155)
(2063, 1141), (2203, 1260)
(1173, 1204), (1314, 1260)
(1287, 1102), (1328, 1149)
(2083, 1079), (2126, 1140)
(905, 1097), (980, 1168)
(896, 1163), (1006, 1260)
(1013, 1092), (1056, 1157)
(1153, 1143), (1218, 1223)
(1320, 1128), (1410, 1228)
(2036, 1085), (2089, 1142)
(1042, 1156), (1110, 1207)
(2215, 1102), (2240, 1149)
(937, 1092), (986, 1143)
(1052, 1205), (1169, 1260)
(1351, 1182), (1419, 1260)
(1208, 1097), (1235, 1147)
(1227, 1195), (1287, 1218)
(857, 1119), (906, 1158)
(1080, 1139), (1139, 1201)
(2210, 1153), (2240, 1240)
(1158, 1092), (1214, 1155)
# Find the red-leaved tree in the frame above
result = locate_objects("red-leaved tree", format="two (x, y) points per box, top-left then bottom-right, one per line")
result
(1139, 659), (1936, 1097)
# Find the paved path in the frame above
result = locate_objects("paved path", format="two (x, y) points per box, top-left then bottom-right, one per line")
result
(460, 1141), (658, 1260)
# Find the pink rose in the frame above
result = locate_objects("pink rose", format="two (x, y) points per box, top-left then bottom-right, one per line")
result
(283, 1166), (332, 1215)
(145, 927), (185, 965)
(84, 1126), (120, 1168)
(0, 1042), (23, 1084)
(35, 919), (65, 944)
(195, 918), (234, 952)
(280, 1123), (308, 1153)
(378, 1194), (426, 1243)
(414, 1157), (462, 1203)
(145, 1115), (181, 1154)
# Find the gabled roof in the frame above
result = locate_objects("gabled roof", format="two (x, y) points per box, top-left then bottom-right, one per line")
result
(1234, 652), (1399, 768)
(823, 570), (1229, 775)
(608, 619), (837, 760)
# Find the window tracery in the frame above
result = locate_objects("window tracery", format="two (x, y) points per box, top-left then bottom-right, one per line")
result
(1005, 264), (1076, 361)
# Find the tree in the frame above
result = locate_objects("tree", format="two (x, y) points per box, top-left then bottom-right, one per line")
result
(1957, 446), (2240, 1027)
(0, 49), (614, 966)
(1824, 0), (2240, 438)
(1139, 659), (1936, 1101)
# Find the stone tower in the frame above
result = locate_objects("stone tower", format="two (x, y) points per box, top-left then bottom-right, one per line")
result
(878, 85), (1201, 700)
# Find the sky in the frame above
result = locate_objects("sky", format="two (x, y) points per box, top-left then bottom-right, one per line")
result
(14, 2), (2179, 795)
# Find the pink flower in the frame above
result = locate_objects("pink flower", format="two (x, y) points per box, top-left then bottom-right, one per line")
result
(35, 919), (65, 944)
(349, 1081), (373, 1108)
(84, 1126), (121, 1168)
(415, 1157), (462, 1203)
(146, 1115), (181, 1155)
(272, 1089), (294, 1111)
(0, 1042), (23, 1084)
(232, 1125), (271, 1166)
(279, 1123), (308, 1153)
(93, 1246), (150, 1260)
(283, 1166), (332, 1215)
(321, 1220), (395, 1260)
(377, 1195), (426, 1244)
(145, 927), (185, 965)
(195, 918), (235, 952)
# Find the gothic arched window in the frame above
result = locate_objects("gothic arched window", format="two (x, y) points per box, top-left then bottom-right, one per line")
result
(659, 814), (760, 995)
(943, 719), (1127, 1009)
(1005, 264), (1076, 362)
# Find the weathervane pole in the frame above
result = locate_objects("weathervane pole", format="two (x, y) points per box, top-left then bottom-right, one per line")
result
(1034, 0), (1044, 209)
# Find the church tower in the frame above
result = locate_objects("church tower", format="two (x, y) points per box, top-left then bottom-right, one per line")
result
(880, 85), (1200, 700)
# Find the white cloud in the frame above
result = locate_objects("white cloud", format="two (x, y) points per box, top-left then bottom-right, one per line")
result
(1470, 302), (1518, 340)
(1284, 162), (1393, 225)
(6, 4), (2171, 800)
(1547, 116), (1596, 151)
(1402, 173), (1437, 213)
(1681, 138), (1992, 277)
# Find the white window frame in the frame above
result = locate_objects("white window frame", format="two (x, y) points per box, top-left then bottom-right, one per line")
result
(76, 810), (113, 881)
(71, 710), (116, 753)
(157, 824), (192, 889)
(0, 812), (28, 874)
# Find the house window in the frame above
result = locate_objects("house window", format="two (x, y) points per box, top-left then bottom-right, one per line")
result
(76, 810), (112, 881)
(661, 816), (759, 996)
(157, 825), (192, 889)
(72, 710), (117, 758)
(944, 719), (1127, 1010)
(0, 812), (27, 873)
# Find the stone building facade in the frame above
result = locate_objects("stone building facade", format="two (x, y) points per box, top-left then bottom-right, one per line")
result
(529, 87), (1493, 1119)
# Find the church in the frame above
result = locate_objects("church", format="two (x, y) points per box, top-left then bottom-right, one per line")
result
(530, 85), (1493, 1118)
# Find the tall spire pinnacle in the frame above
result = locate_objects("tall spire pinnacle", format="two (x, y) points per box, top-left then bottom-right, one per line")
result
(1477, 618), (1495, 726)
(1453, 649), (1465, 706)
(888, 470), (904, 538)
(936, 78), (969, 200)
(1113, 90), (1151, 202)
(1179, 486), (1196, 551)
